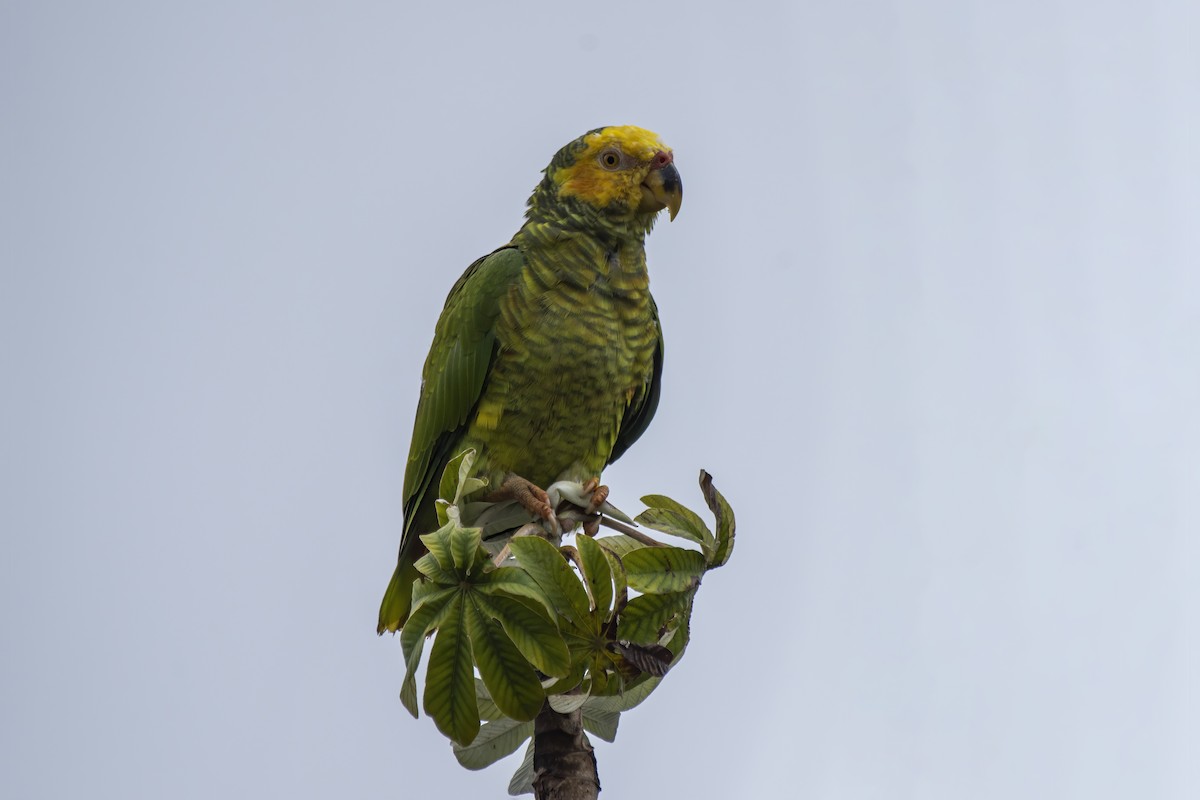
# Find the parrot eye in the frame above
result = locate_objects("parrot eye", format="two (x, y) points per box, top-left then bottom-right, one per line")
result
(598, 149), (622, 170)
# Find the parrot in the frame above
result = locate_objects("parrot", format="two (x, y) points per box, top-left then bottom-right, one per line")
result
(378, 125), (682, 634)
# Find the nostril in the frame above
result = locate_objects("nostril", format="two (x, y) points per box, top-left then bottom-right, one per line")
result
(651, 150), (673, 169)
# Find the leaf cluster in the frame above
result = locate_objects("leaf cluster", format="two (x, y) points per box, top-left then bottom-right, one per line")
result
(393, 450), (736, 789)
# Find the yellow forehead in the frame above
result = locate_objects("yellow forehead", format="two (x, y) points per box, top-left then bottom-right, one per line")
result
(579, 125), (669, 161)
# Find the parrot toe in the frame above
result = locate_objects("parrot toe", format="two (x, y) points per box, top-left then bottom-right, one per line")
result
(581, 478), (610, 515)
(487, 473), (555, 524)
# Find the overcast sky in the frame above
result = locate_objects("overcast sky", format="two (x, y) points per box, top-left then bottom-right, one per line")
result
(2, 1), (1196, 798)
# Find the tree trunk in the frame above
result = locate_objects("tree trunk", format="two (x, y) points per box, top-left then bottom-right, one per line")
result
(532, 702), (599, 800)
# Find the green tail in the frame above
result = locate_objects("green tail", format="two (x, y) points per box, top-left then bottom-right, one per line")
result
(377, 555), (422, 634)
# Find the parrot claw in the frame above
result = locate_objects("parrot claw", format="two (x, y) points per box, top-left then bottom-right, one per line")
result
(486, 473), (556, 530)
(580, 477), (609, 515)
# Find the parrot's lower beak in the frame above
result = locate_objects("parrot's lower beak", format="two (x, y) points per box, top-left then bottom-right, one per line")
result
(639, 161), (683, 221)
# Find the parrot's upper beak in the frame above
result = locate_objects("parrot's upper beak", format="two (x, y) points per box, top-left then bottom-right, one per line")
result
(639, 151), (683, 221)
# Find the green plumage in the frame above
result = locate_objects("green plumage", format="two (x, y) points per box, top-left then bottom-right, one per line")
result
(379, 127), (678, 633)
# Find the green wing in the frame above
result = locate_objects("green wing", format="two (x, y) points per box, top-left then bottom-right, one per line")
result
(608, 295), (663, 464)
(402, 245), (525, 538)
(378, 246), (524, 634)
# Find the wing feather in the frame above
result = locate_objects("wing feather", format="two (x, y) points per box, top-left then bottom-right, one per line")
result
(400, 246), (525, 543)
(608, 296), (663, 464)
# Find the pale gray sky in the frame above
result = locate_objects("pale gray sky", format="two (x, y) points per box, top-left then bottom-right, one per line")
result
(2, 1), (1196, 798)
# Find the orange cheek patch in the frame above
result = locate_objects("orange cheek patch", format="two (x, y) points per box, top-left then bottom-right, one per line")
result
(551, 125), (671, 212)
(556, 162), (639, 209)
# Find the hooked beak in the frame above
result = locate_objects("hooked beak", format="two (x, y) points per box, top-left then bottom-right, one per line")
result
(638, 152), (683, 221)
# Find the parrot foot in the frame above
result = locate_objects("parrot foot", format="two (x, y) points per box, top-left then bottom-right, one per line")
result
(576, 477), (608, 536)
(486, 474), (560, 536)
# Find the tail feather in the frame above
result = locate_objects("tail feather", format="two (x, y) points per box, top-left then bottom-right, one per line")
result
(377, 555), (422, 634)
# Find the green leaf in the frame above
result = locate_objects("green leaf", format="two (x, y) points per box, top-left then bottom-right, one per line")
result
(474, 678), (504, 722)
(452, 716), (535, 771)
(621, 546), (707, 594)
(604, 549), (628, 621)
(440, 448), (488, 507)
(508, 536), (591, 626)
(478, 566), (556, 617)
(547, 693), (589, 713)
(575, 535), (613, 619)
(585, 676), (662, 713)
(662, 604), (693, 664)
(581, 706), (620, 743)
(474, 593), (571, 678)
(617, 590), (693, 644)
(420, 523), (457, 573)
(636, 494), (716, 556)
(588, 661), (611, 695)
(700, 470), (736, 567)
(399, 633), (425, 719)
(401, 587), (453, 667)
(595, 534), (651, 559)
(466, 499), (535, 539)
(411, 581), (456, 616)
(449, 525), (483, 574)
(541, 661), (587, 698)
(439, 449), (468, 505)
(398, 587), (455, 719)
(439, 449), (473, 506)
(507, 742), (535, 796)
(467, 595), (545, 722)
(455, 468), (488, 507)
(414, 551), (458, 584)
(423, 592), (479, 746)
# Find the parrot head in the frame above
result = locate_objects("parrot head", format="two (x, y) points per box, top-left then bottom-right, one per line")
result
(540, 125), (683, 223)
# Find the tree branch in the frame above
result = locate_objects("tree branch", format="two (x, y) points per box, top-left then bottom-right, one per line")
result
(533, 702), (599, 800)
(597, 514), (667, 546)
